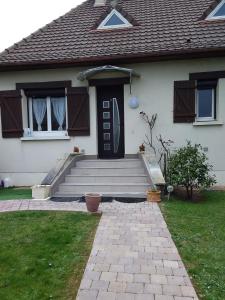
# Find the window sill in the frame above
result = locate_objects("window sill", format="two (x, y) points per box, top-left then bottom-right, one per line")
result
(21, 136), (71, 141)
(193, 121), (224, 126)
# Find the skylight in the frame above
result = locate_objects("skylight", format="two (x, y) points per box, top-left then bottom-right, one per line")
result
(207, 0), (225, 20)
(98, 9), (132, 29)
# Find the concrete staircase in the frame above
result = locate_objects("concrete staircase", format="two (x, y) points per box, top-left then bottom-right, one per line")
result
(54, 158), (151, 198)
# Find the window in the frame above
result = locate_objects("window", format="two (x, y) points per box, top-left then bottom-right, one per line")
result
(98, 9), (132, 30)
(28, 96), (67, 136)
(207, 0), (225, 20)
(103, 122), (110, 129)
(104, 133), (110, 140)
(104, 143), (111, 150)
(103, 101), (110, 109)
(173, 79), (218, 124)
(103, 112), (110, 119)
(196, 81), (217, 121)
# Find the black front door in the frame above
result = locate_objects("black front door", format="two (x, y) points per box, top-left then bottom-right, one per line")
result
(97, 85), (125, 159)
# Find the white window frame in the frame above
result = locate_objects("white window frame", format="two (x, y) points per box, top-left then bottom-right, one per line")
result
(196, 88), (215, 122)
(206, 0), (225, 20)
(28, 94), (68, 137)
(98, 9), (132, 30)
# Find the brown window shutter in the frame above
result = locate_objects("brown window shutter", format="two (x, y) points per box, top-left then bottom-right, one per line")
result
(67, 87), (90, 136)
(0, 90), (23, 138)
(174, 80), (196, 123)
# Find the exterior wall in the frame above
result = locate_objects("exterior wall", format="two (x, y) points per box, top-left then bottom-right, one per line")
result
(0, 57), (225, 185)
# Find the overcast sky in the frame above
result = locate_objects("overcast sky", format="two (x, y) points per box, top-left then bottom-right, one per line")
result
(0, 0), (84, 52)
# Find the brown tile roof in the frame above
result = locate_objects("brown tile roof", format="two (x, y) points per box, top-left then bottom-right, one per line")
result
(0, 0), (225, 71)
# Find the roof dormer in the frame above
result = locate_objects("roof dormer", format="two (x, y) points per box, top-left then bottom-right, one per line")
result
(97, 9), (132, 30)
(206, 0), (225, 20)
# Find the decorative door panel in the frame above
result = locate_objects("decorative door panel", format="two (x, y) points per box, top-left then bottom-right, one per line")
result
(97, 85), (124, 159)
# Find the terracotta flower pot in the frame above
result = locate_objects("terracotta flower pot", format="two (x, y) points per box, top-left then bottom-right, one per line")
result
(85, 193), (101, 212)
(147, 190), (161, 202)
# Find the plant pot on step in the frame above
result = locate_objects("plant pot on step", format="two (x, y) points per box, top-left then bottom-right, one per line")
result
(85, 193), (101, 212)
(147, 190), (161, 202)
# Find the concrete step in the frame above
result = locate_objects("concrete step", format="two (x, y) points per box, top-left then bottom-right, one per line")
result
(54, 192), (147, 199)
(76, 159), (142, 168)
(71, 167), (146, 176)
(65, 175), (149, 184)
(58, 183), (150, 194)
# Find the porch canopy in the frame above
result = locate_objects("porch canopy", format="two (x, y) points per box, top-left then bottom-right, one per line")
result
(77, 65), (140, 81)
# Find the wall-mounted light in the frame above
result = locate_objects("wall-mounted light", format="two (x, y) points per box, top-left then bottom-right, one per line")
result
(128, 96), (139, 109)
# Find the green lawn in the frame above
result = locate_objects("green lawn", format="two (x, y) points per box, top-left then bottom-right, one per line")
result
(160, 191), (225, 300)
(0, 187), (32, 200)
(0, 211), (100, 300)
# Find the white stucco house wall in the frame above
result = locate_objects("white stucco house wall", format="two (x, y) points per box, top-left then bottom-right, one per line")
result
(0, 0), (225, 186)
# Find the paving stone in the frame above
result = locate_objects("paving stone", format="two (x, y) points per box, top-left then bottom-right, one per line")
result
(125, 264), (141, 273)
(91, 280), (109, 291)
(80, 279), (92, 289)
(77, 289), (98, 300)
(164, 260), (179, 269)
(94, 264), (110, 272)
(135, 294), (154, 300)
(116, 292), (135, 300)
(144, 283), (163, 294)
(85, 271), (101, 281)
(181, 286), (198, 297)
(155, 295), (174, 300)
(126, 282), (144, 294)
(167, 276), (186, 285)
(141, 265), (156, 274)
(110, 264), (125, 273)
(98, 291), (116, 300)
(118, 257), (134, 265)
(162, 284), (182, 296)
(86, 264), (95, 271)
(173, 268), (188, 276)
(134, 274), (150, 283)
(151, 274), (168, 284)
(174, 297), (194, 300)
(100, 272), (117, 281)
(108, 281), (127, 293)
(117, 272), (134, 282)
(152, 260), (164, 266)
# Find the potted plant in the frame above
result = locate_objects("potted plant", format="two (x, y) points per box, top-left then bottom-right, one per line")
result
(147, 186), (161, 202)
(85, 193), (101, 212)
(139, 143), (145, 153)
(73, 146), (80, 153)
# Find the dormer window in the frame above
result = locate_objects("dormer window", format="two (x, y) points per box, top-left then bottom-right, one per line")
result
(98, 9), (132, 29)
(207, 0), (225, 20)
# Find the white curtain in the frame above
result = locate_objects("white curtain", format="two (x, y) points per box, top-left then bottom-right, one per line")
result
(33, 98), (47, 131)
(51, 97), (65, 130)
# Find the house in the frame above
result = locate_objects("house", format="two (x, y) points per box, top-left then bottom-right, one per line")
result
(0, 0), (225, 187)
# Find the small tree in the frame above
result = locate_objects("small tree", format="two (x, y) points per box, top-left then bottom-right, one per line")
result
(140, 111), (157, 154)
(168, 141), (216, 200)
(157, 134), (174, 184)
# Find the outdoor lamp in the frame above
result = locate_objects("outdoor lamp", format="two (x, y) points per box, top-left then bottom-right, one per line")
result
(128, 96), (139, 109)
(167, 185), (174, 200)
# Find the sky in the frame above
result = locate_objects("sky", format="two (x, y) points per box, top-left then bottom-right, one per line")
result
(0, 0), (84, 52)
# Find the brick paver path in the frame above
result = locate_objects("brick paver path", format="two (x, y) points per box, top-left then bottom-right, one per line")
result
(0, 200), (198, 300)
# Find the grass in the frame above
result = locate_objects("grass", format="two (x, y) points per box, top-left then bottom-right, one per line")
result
(0, 211), (100, 300)
(0, 187), (32, 200)
(160, 191), (225, 300)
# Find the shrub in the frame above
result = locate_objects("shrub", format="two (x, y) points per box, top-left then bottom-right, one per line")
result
(168, 141), (216, 200)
